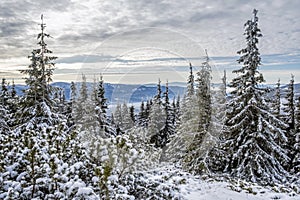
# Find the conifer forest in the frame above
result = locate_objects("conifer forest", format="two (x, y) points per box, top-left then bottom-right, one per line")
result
(0, 6), (300, 200)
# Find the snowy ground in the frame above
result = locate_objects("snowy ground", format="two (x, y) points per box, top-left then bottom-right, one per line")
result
(147, 165), (300, 200)
(181, 178), (298, 200)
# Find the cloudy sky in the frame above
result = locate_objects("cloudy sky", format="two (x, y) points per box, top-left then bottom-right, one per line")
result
(0, 0), (299, 84)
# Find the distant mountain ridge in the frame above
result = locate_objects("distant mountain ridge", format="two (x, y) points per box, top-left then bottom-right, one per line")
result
(10, 82), (300, 104)
(12, 82), (186, 104)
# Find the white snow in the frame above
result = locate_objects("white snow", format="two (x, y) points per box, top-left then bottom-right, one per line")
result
(145, 165), (299, 200)
(181, 179), (298, 200)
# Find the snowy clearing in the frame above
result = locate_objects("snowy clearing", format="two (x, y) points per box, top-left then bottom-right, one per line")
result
(149, 165), (300, 200)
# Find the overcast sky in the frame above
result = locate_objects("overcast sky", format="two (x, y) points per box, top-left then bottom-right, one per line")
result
(0, 0), (299, 84)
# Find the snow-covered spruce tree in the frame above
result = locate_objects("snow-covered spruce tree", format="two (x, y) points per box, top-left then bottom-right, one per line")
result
(10, 80), (17, 98)
(165, 63), (197, 163)
(0, 102), (9, 134)
(148, 79), (165, 146)
(179, 63), (198, 133)
(270, 79), (281, 118)
(78, 74), (115, 139)
(94, 75), (113, 136)
(65, 81), (77, 127)
(195, 50), (212, 133)
(183, 50), (212, 174)
(1, 78), (9, 105)
(70, 81), (77, 104)
(1, 78), (20, 128)
(0, 79), (11, 175)
(172, 96), (180, 129)
(214, 70), (227, 129)
(53, 87), (68, 117)
(283, 75), (295, 131)
(171, 98), (176, 124)
(206, 71), (228, 173)
(7, 80), (19, 125)
(282, 75), (297, 172)
(122, 103), (134, 131)
(138, 100), (151, 128)
(292, 96), (300, 180)
(59, 88), (66, 113)
(129, 105), (135, 124)
(187, 62), (195, 96)
(209, 70), (227, 140)
(114, 103), (123, 129)
(155, 81), (175, 149)
(181, 63), (195, 124)
(75, 74), (99, 139)
(15, 17), (60, 128)
(292, 97), (300, 173)
(217, 9), (289, 185)
(138, 101), (146, 126)
(74, 74), (88, 124)
(145, 100), (152, 125)
(0, 78), (10, 133)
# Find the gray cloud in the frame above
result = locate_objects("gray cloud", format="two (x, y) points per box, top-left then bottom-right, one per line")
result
(1, 0), (299, 55)
(57, 54), (114, 64)
(0, 0), (74, 55)
(0, 0), (299, 84)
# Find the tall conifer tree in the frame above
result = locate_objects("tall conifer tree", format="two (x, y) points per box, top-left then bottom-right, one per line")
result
(283, 75), (295, 131)
(187, 62), (195, 96)
(217, 9), (289, 184)
(184, 50), (212, 173)
(94, 75), (111, 135)
(148, 79), (164, 141)
(292, 96), (300, 178)
(157, 81), (175, 148)
(16, 14), (59, 128)
(271, 79), (281, 118)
